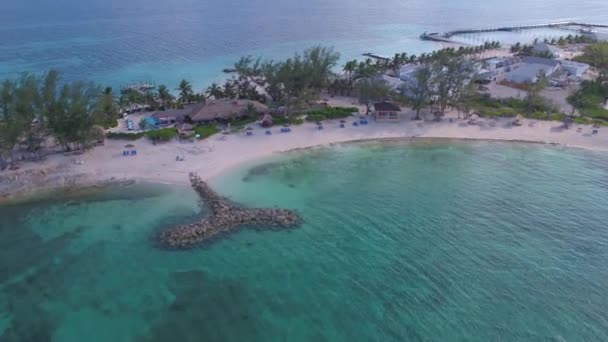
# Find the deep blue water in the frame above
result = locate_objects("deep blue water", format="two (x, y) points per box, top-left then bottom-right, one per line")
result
(1, 0), (607, 90)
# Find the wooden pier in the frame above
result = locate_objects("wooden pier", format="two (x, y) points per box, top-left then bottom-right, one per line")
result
(420, 22), (608, 43)
(362, 52), (390, 61)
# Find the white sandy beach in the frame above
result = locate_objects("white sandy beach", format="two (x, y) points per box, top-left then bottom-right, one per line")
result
(2, 107), (607, 200)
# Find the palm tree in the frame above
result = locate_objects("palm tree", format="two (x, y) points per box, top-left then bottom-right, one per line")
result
(222, 80), (236, 99)
(206, 83), (224, 99)
(157, 84), (173, 109)
(418, 53), (427, 63)
(177, 79), (193, 104)
(343, 60), (357, 81)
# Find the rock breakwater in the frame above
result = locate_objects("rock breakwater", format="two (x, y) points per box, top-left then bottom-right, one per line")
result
(158, 173), (302, 249)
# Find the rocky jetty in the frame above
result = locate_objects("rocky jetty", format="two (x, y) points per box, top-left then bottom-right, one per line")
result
(158, 173), (302, 249)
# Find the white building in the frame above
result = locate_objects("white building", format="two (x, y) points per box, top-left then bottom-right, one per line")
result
(485, 58), (504, 70)
(560, 60), (590, 78)
(399, 65), (422, 82)
(590, 32), (608, 42)
(531, 43), (562, 58)
(505, 57), (560, 84)
(374, 74), (405, 92)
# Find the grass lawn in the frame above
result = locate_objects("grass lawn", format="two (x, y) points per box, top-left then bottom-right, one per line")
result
(194, 125), (221, 139)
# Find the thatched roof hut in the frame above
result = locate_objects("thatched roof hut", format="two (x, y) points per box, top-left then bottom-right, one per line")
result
(468, 113), (479, 125)
(513, 114), (523, 126)
(178, 123), (195, 136)
(189, 100), (268, 123)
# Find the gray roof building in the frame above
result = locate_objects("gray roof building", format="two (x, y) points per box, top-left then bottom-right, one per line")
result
(505, 57), (561, 84)
(531, 43), (562, 58)
(590, 32), (608, 42)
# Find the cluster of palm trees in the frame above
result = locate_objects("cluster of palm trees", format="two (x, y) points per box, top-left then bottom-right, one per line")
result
(204, 76), (264, 102)
(330, 41), (501, 97)
(118, 79), (204, 112)
(341, 41), (501, 79)
(510, 35), (594, 55)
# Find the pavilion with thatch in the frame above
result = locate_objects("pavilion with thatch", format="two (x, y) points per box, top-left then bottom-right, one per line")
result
(373, 101), (402, 122)
(513, 114), (524, 126)
(188, 100), (269, 124)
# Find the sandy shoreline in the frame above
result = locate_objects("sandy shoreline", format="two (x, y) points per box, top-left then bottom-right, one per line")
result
(1, 109), (607, 201)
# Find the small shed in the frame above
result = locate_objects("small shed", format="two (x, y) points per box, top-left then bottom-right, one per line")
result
(512, 114), (523, 126)
(373, 101), (402, 122)
(260, 113), (273, 127)
(178, 123), (195, 137)
(468, 113), (480, 125)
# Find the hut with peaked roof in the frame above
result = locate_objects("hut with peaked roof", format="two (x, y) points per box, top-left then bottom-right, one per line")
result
(177, 123), (195, 137)
(151, 104), (202, 125)
(512, 114), (524, 126)
(188, 100), (269, 124)
(260, 113), (273, 127)
(373, 101), (402, 122)
(468, 113), (480, 125)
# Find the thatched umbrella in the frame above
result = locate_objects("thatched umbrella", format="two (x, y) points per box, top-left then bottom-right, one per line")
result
(468, 113), (479, 125)
(90, 125), (106, 143)
(513, 114), (523, 126)
(562, 116), (573, 129)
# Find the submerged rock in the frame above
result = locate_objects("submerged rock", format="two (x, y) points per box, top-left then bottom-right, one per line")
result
(158, 173), (302, 249)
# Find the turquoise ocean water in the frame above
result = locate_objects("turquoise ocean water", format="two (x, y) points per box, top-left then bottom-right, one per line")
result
(1, 140), (608, 341)
(1, 0), (608, 90)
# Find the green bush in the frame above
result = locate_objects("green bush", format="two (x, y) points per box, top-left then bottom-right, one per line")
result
(273, 116), (304, 126)
(194, 125), (220, 139)
(305, 106), (358, 122)
(145, 128), (178, 141)
(106, 132), (145, 140)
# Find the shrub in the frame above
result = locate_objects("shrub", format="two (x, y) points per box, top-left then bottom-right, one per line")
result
(273, 116), (304, 126)
(304, 106), (358, 122)
(106, 132), (145, 140)
(194, 125), (220, 139)
(145, 128), (177, 141)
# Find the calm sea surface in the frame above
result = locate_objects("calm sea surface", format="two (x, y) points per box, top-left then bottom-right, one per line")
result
(1, 0), (608, 90)
(1, 140), (608, 341)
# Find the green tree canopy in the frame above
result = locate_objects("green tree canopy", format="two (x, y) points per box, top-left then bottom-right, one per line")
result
(356, 78), (392, 114)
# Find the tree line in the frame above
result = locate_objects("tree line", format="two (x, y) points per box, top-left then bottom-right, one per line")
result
(510, 35), (594, 57)
(329, 42), (500, 97)
(0, 70), (114, 164)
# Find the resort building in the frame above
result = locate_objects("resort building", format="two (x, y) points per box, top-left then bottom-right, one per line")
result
(374, 74), (405, 92)
(484, 58), (506, 70)
(590, 32), (608, 42)
(483, 57), (518, 70)
(531, 43), (562, 58)
(373, 102), (402, 122)
(151, 104), (201, 125)
(399, 65), (422, 83)
(505, 57), (560, 84)
(188, 99), (269, 124)
(177, 123), (195, 137)
(561, 60), (590, 78)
